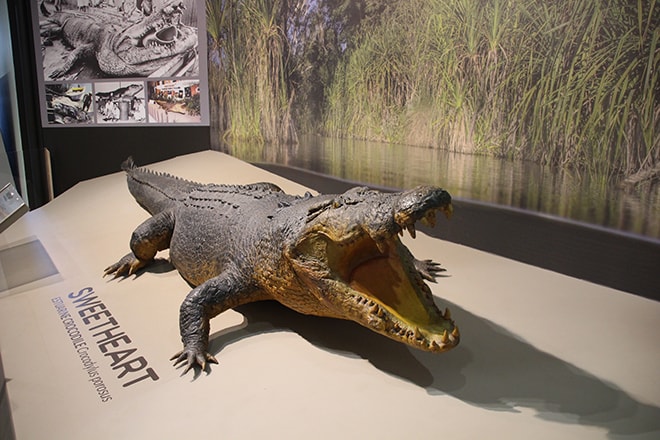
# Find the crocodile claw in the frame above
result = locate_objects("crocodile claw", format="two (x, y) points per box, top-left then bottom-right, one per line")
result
(104, 253), (149, 277)
(170, 348), (218, 374)
(414, 258), (447, 282)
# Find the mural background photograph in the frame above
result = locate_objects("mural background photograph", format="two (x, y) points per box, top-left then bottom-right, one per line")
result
(205, 0), (659, 238)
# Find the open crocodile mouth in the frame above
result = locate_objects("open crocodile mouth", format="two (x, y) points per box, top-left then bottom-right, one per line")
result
(113, 2), (197, 68)
(115, 23), (196, 60)
(129, 23), (184, 48)
(295, 192), (459, 353)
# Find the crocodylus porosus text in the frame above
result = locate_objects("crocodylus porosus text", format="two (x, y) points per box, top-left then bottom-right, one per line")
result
(105, 159), (460, 373)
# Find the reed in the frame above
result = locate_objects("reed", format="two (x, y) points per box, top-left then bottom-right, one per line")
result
(319, 0), (659, 178)
(206, 0), (657, 178)
(207, 0), (296, 146)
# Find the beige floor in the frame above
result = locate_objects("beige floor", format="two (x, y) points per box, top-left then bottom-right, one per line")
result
(0, 151), (658, 439)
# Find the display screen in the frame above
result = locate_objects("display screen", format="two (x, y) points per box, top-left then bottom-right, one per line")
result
(0, 182), (27, 233)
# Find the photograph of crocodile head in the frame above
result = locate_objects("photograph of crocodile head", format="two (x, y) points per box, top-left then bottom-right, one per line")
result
(38, 0), (199, 79)
(105, 159), (459, 373)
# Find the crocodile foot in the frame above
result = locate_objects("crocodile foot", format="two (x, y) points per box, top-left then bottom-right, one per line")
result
(414, 258), (447, 282)
(170, 347), (218, 374)
(104, 252), (151, 277)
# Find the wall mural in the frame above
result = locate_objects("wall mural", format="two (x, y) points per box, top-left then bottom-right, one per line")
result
(204, 0), (659, 238)
(33, 0), (207, 126)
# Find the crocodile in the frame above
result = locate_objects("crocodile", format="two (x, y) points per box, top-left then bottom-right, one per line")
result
(40, 0), (197, 79)
(105, 159), (459, 373)
(95, 83), (143, 100)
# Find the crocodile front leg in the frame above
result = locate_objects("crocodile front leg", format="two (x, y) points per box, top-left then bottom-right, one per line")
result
(104, 210), (174, 276)
(414, 258), (447, 282)
(50, 42), (96, 79)
(171, 272), (268, 373)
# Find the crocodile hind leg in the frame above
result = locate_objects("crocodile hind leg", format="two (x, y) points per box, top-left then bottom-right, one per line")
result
(104, 210), (174, 277)
(171, 272), (268, 373)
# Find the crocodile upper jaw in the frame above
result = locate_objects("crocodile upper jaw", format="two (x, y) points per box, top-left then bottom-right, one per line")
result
(110, 1), (197, 74)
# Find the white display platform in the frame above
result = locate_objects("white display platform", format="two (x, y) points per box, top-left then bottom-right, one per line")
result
(0, 151), (658, 439)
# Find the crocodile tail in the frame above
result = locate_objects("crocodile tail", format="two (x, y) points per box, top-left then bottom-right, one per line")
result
(122, 157), (136, 171)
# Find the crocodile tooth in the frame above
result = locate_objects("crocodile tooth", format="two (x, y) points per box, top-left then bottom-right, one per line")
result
(414, 327), (423, 340)
(407, 224), (416, 239)
(441, 330), (449, 344)
(443, 307), (451, 320)
(376, 307), (384, 317)
(420, 210), (437, 228)
(427, 210), (437, 227)
(452, 326), (460, 339)
(442, 204), (453, 219)
(431, 341), (440, 350)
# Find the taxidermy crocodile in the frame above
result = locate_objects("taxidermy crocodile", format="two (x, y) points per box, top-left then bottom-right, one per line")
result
(105, 159), (460, 373)
(40, 0), (197, 78)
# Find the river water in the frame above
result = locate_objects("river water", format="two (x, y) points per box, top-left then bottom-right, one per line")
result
(225, 136), (660, 240)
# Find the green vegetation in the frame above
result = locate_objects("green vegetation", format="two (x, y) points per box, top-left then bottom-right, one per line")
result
(207, 0), (659, 179)
(207, 0), (295, 145)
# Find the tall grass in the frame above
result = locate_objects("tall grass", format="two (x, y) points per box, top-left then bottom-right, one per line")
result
(321, 0), (659, 178)
(207, 0), (296, 146)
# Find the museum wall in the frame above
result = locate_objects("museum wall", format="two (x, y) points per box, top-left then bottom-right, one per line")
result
(3, 1), (658, 297)
(6, 1), (658, 210)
